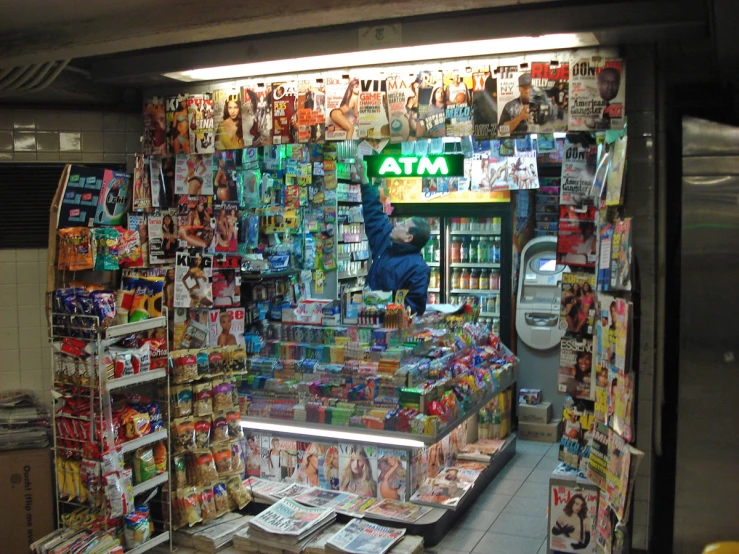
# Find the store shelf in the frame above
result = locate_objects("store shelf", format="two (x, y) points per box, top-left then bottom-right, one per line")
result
(479, 312), (500, 318)
(337, 199), (362, 204)
(105, 369), (168, 391)
(449, 262), (500, 268)
(125, 531), (170, 554)
(427, 288), (440, 293)
(450, 230), (501, 236)
(119, 429), (168, 455)
(106, 316), (167, 339)
(339, 271), (368, 280)
(242, 269), (300, 281)
(132, 472), (168, 497)
(425, 262), (440, 267)
(430, 231), (440, 235)
(450, 289), (500, 295)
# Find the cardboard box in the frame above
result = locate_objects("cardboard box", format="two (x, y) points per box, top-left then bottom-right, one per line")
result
(518, 388), (543, 405)
(518, 401), (553, 424)
(518, 418), (562, 442)
(0, 449), (54, 553)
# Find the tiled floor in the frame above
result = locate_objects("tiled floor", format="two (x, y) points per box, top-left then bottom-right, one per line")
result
(427, 439), (559, 554)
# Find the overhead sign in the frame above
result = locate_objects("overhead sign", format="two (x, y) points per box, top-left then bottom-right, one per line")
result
(365, 154), (465, 178)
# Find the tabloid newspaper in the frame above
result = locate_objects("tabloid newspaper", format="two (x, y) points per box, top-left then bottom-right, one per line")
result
(327, 519), (405, 554)
(364, 499), (431, 523)
(569, 56), (626, 131)
(187, 93), (215, 154)
(250, 497), (334, 537)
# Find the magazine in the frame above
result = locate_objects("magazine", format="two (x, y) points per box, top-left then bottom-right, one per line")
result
(272, 81), (299, 145)
(213, 151), (240, 202)
(471, 65), (497, 140)
(325, 76), (356, 141)
(335, 495), (377, 518)
(187, 93), (215, 154)
(174, 250), (213, 309)
(595, 489), (616, 553)
(418, 71), (445, 138)
(569, 56), (626, 131)
(131, 156), (152, 212)
(211, 201), (240, 253)
(530, 60), (569, 133)
(327, 519), (405, 554)
(147, 208), (177, 264)
(586, 422), (610, 491)
(241, 83), (273, 146)
(605, 136), (627, 206)
(173, 307), (209, 349)
(559, 405), (595, 471)
(94, 169), (132, 226)
(357, 78), (389, 139)
(148, 155), (174, 209)
(497, 65), (534, 136)
(250, 498), (335, 537)
(458, 438), (506, 462)
(434, 466), (482, 485)
(166, 94), (189, 155)
(597, 295), (632, 436)
(213, 89), (243, 150)
(294, 488), (357, 510)
(245, 435), (262, 477)
(557, 207), (598, 269)
(560, 142), (598, 207)
(143, 96), (167, 156)
(174, 153), (213, 196)
(126, 213), (149, 269)
(273, 482), (315, 500)
(606, 430), (644, 522)
(338, 443), (378, 498)
(246, 477), (288, 501)
(376, 448), (407, 501)
(212, 257), (241, 307)
(558, 336), (594, 400)
(409, 477), (472, 509)
(297, 80), (326, 144)
(608, 218), (632, 291)
(386, 75), (418, 143)
(365, 499), (430, 523)
(443, 68), (474, 137)
(560, 271), (597, 336)
(177, 195), (213, 250)
(261, 436), (298, 482)
(549, 480), (598, 553)
(208, 307), (245, 346)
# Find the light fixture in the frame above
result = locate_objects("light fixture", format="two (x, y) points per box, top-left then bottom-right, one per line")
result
(164, 33), (599, 82)
(240, 420), (428, 448)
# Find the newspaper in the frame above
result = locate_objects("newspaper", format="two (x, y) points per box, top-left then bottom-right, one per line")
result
(249, 497), (335, 537)
(364, 499), (431, 523)
(293, 488), (358, 510)
(327, 519), (405, 554)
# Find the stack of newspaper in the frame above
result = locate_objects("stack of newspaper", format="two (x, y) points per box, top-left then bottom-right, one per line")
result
(326, 519), (406, 554)
(237, 498), (336, 553)
(409, 466), (484, 509)
(0, 390), (50, 451)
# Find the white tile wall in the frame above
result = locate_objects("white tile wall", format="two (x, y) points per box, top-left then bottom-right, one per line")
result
(0, 107), (142, 406)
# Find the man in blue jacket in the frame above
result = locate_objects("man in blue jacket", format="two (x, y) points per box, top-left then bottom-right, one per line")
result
(356, 161), (431, 316)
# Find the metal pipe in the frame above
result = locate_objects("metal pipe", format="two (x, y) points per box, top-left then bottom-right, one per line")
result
(2, 64), (43, 91)
(18, 61), (55, 91)
(0, 65), (31, 89)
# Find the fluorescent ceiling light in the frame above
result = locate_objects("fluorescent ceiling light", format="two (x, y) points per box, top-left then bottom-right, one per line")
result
(240, 420), (427, 448)
(165, 33), (598, 82)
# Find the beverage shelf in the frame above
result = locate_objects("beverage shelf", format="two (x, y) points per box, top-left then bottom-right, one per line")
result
(449, 262), (500, 268)
(427, 288), (440, 293)
(450, 230), (501, 236)
(450, 289), (500, 295)
(425, 262), (440, 267)
(479, 312), (501, 317)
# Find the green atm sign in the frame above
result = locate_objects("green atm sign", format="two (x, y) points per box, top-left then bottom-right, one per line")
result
(365, 154), (465, 178)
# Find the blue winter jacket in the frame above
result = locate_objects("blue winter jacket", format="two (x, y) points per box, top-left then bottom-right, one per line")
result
(361, 182), (430, 316)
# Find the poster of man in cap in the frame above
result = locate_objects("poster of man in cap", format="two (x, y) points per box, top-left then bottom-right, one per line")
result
(497, 67), (557, 136)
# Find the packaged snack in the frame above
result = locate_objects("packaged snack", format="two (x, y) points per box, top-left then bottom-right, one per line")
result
(118, 228), (143, 268)
(114, 351), (134, 378)
(121, 406), (150, 440)
(92, 227), (120, 271)
(212, 380), (233, 412)
(145, 401), (163, 432)
(194, 417), (212, 449)
(189, 450), (219, 485)
(173, 455), (188, 489)
(196, 350), (211, 377)
(211, 413), (229, 443)
(124, 508), (151, 548)
(226, 410), (243, 439)
(145, 277), (165, 317)
(213, 481), (229, 516)
(229, 346), (247, 374)
(91, 290), (118, 329)
(225, 475), (252, 510)
(139, 338), (167, 369)
(209, 350), (226, 376)
(179, 487), (203, 527)
(192, 382), (213, 417)
(130, 342), (151, 374)
(200, 487), (217, 522)
(59, 228), (94, 271)
(133, 446), (157, 484)
(153, 441), (168, 474)
(172, 417), (195, 453)
(211, 443), (233, 475)
(230, 439), (245, 474)
(172, 385), (193, 418)
(172, 350), (199, 383)
(105, 472), (129, 518)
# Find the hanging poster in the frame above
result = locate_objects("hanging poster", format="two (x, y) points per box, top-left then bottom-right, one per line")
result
(569, 56), (626, 131)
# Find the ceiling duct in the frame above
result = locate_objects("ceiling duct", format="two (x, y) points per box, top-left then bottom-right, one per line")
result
(0, 60), (69, 97)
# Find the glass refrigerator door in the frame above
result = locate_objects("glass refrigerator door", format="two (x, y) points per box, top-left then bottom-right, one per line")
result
(390, 216), (441, 305)
(445, 216), (503, 333)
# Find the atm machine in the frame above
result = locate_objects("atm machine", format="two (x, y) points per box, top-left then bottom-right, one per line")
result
(515, 237), (569, 416)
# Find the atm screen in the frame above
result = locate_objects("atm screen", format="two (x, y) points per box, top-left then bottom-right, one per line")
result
(539, 258), (556, 272)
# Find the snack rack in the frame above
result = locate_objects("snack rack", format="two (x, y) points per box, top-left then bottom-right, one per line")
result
(50, 310), (172, 553)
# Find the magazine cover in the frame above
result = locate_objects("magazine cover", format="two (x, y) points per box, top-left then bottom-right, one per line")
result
(143, 97), (167, 156)
(376, 448), (407, 501)
(273, 483), (315, 500)
(609, 218), (632, 291)
(327, 519), (405, 554)
(357, 77), (389, 139)
(250, 497), (333, 536)
(174, 153), (213, 195)
(458, 438), (506, 461)
(386, 75), (419, 143)
(177, 195), (213, 249)
(212, 201), (239, 253)
(605, 136), (627, 206)
(241, 83), (273, 146)
(569, 56), (626, 131)
(325, 76), (357, 141)
(338, 443), (378, 498)
(611, 300), (634, 441)
(409, 477), (471, 509)
(246, 433), (262, 477)
(132, 156), (152, 212)
(213, 151), (240, 202)
(94, 170), (132, 226)
(586, 422), (610, 491)
(593, 327), (608, 424)
(418, 71), (445, 137)
(559, 336), (594, 400)
(147, 208), (177, 264)
(508, 151), (540, 190)
(434, 466), (482, 485)
(557, 211), (598, 269)
(166, 95), (190, 155)
(172, 307), (209, 349)
(212, 261), (241, 308)
(294, 442), (328, 488)
(497, 65), (533, 136)
(272, 81), (298, 145)
(529, 61), (569, 132)
(549, 481), (598, 553)
(297, 79), (326, 144)
(560, 272), (597, 336)
(443, 68), (474, 137)
(561, 142), (598, 207)
(595, 489), (615, 553)
(293, 488), (356, 510)
(148, 155), (172, 209)
(336, 495), (378, 518)
(208, 307), (245, 346)
(174, 250), (213, 309)
(187, 93), (215, 154)
(213, 89), (244, 150)
(471, 65), (497, 139)
(126, 213), (149, 269)
(606, 430), (632, 521)
(261, 436), (298, 482)
(364, 499), (431, 523)
(559, 405), (595, 469)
